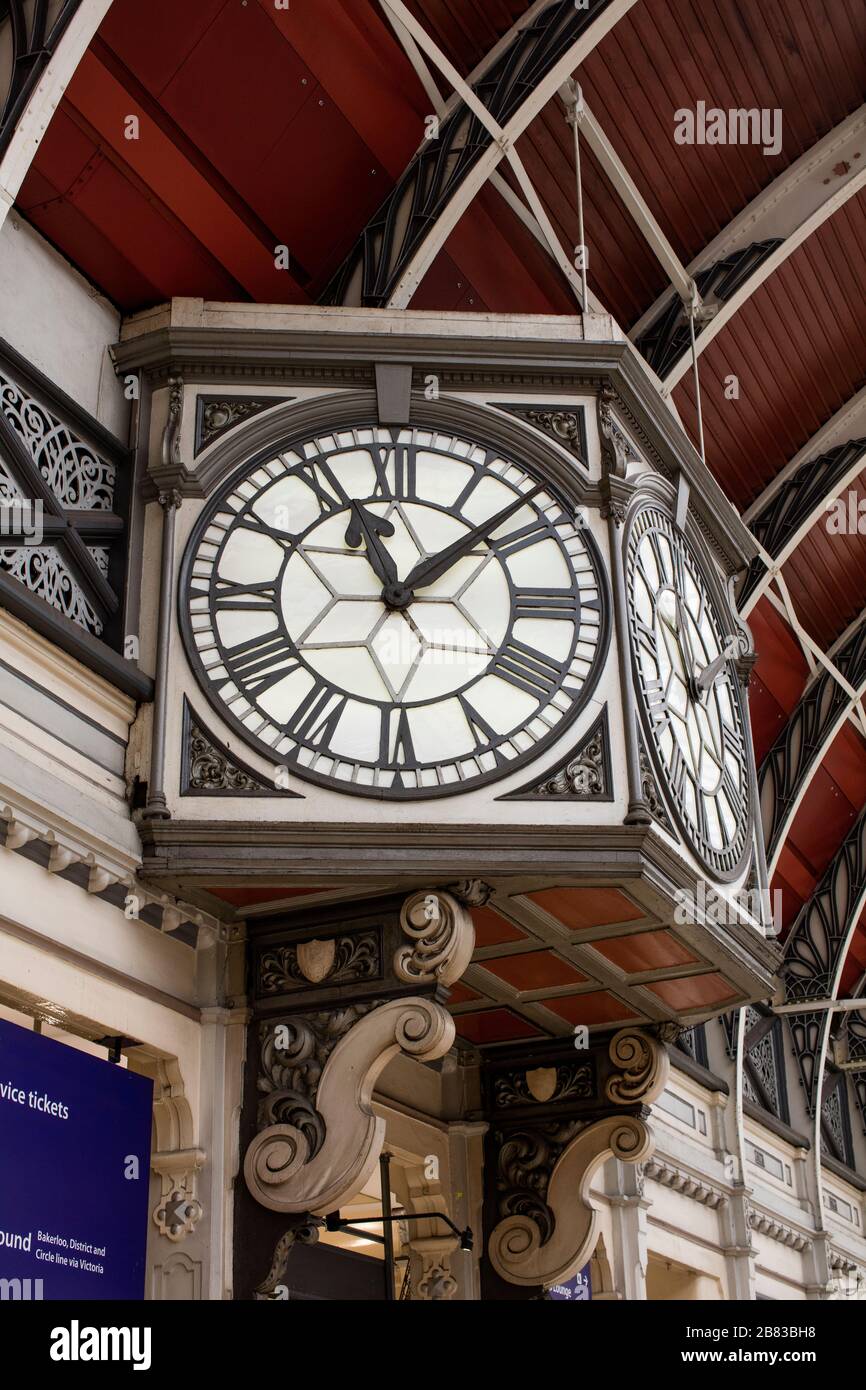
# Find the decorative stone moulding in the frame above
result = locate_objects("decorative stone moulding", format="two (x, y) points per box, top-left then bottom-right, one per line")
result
(244, 996), (456, 1216)
(0, 798), (225, 947)
(150, 1058), (206, 1243)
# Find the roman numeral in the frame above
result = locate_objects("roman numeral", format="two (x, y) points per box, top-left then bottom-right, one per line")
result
(493, 516), (549, 558)
(693, 788), (711, 845)
(233, 511), (294, 546)
(512, 588), (577, 621)
(285, 680), (347, 748)
(458, 694), (507, 763)
(373, 443), (416, 501)
(645, 678), (668, 726)
(633, 612), (657, 656)
(720, 764), (741, 807)
(296, 458), (349, 515)
(491, 638), (562, 701)
(224, 631), (300, 695)
(213, 579), (279, 611)
(379, 708), (419, 785)
(668, 743), (688, 800)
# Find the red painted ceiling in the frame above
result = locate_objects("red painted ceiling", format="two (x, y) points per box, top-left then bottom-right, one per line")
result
(14, 0), (866, 990)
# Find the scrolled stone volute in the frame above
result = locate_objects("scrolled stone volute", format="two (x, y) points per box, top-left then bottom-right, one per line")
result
(244, 996), (454, 1216)
(605, 1026), (669, 1105)
(394, 889), (475, 987)
(488, 1114), (654, 1287)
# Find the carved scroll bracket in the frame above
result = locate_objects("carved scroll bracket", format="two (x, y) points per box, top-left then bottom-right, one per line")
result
(488, 1114), (654, 1287)
(607, 1026), (670, 1105)
(394, 889), (475, 987)
(245, 997), (455, 1216)
(487, 1028), (667, 1288)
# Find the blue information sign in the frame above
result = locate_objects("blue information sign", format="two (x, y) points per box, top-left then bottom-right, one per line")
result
(547, 1264), (592, 1300)
(0, 1019), (153, 1299)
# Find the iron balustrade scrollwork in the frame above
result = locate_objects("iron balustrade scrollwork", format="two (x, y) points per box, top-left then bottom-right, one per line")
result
(0, 338), (131, 652)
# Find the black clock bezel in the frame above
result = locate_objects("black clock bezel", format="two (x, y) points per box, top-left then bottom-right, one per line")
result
(178, 418), (611, 800)
(625, 500), (752, 881)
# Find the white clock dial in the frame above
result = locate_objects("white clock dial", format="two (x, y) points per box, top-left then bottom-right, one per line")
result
(626, 505), (750, 878)
(181, 424), (608, 797)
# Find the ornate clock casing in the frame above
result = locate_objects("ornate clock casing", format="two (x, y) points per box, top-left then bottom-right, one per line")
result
(625, 501), (751, 881)
(180, 422), (609, 799)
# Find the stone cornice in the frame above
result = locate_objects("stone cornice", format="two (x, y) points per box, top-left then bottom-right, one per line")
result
(111, 303), (756, 575)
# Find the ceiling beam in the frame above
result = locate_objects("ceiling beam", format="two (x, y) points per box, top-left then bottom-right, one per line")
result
(60, 49), (306, 303)
(384, 0), (637, 310)
(322, 0), (638, 310)
(561, 87), (696, 307)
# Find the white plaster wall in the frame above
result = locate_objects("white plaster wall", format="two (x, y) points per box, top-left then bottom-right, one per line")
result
(0, 214), (128, 438)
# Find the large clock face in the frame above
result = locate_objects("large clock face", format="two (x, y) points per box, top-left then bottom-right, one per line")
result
(626, 505), (750, 878)
(181, 424), (608, 797)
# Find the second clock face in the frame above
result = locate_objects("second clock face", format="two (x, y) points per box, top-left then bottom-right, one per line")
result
(626, 504), (750, 879)
(182, 424), (608, 797)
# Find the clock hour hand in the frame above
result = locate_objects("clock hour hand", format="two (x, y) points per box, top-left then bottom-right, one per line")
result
(673, 595), (700, 687)
(345, 501), (397, 588)
(401, 484), (545, 596)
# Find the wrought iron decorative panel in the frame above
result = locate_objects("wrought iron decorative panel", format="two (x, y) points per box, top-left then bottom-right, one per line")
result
(739, 440), (866, 611)
(635, 240), (782, 379)
(321, 0), (613, 307)
(743, 1006), (788, 1124)
(0, 339), (130, 648)
(821, 1071), (854, 1169)
(0, 1), (84, 160)
(759, 620), (866, 867)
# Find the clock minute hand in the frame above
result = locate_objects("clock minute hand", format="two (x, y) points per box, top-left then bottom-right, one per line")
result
(694, 636), (740, 695)
(403, 484), (545, 593)
(345, 501), (397, 587)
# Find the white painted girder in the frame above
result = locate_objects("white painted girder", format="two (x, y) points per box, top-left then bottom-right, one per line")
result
(381, 0), (640, 310)
(0, 0), (115, 231)
(641, 105), (866, 390)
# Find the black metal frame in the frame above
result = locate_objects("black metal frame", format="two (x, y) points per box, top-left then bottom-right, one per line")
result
(739, 439), (866, 612)
(760, 618), (866, 868)
(635, 240), (782, 378)
(0, 337), (149, 698)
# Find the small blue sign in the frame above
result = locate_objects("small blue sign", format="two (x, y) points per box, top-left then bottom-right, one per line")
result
(0, 1019), (153, 1299)
(547, 1264), (592, 1300)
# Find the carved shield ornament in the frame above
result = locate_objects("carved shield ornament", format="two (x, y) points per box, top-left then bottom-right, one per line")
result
(525, 1067), (557, 1103)
(297, 938), (336, 984)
